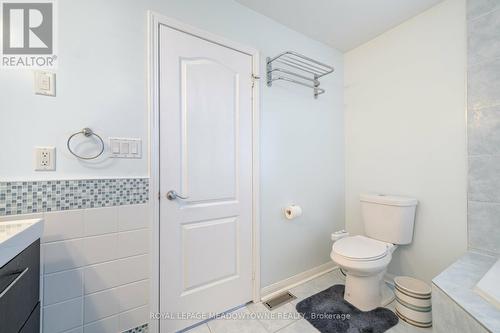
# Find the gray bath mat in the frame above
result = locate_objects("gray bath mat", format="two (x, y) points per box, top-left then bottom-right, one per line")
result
(296, 285), (398, 333)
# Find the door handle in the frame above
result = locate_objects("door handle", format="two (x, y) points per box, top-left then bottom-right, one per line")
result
(166, 190), (189, 201)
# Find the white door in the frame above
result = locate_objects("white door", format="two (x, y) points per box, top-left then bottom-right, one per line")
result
(158, 25), (254, 333)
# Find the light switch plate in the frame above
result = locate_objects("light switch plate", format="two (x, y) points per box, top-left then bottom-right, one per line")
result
(109, 138), (142, 158)
(34, 147), (56, 171)
(34, 70), (56, 96)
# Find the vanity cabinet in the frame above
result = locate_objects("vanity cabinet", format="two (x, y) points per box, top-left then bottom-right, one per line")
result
(0, 240), (40, 333)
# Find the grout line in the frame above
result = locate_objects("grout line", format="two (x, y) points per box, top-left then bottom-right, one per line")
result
(467, 6), (500, 23)
(43, 253), (150, 277)
(84, 303), (149, 326)
(43, 250), (150, 275)
(467, 103), (500, 112)
(468, 153), (500, 157)
(57, 304), (149, 333)
(467, 199), (500, 205)
(42, 296), (82, 308)
(468, 247), (500, 257)
(467, 56), (500, 68)
(43, 278), (150, 308)
(84, 278), (150, 297)
(41, 226), (150, 245)
(273, 319), (302, 333)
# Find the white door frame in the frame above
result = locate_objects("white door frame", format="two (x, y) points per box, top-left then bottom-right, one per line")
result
(147, 12), (261, 333)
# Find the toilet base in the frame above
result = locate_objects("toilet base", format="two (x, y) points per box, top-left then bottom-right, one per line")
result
(344, 270), (385, 311)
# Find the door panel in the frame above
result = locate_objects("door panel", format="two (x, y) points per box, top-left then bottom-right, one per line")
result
(159, 24), (254, 333)
(181, 58), (238, 203)
(182, 217), (238, 292)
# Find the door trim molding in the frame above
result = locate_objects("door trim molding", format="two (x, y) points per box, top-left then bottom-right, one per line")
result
(147, 12), (261, 333)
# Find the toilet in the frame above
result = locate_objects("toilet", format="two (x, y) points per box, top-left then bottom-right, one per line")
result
(331, 194), (418, 311)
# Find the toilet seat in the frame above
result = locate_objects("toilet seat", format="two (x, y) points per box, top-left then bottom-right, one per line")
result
(332, 235), (389, 262)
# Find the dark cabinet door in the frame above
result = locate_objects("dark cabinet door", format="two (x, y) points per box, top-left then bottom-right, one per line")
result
(0, 240), (40, 333)
(19, 303), (40, 333)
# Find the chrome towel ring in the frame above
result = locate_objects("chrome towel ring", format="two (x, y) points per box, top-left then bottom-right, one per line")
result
(67, 128), (105, 160)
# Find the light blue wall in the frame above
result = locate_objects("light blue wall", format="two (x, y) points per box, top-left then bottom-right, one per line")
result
(0, 0), (345, 287)
(467, 0), (500, 256)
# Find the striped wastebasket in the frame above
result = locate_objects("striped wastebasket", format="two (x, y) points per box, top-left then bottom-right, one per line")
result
(394, 276), (432, 328)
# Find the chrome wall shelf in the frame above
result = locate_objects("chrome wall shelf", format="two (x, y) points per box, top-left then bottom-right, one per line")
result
(266, 51), (334, 99)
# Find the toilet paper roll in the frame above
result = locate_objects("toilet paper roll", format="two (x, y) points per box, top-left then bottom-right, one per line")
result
(284, 205), (302, 220)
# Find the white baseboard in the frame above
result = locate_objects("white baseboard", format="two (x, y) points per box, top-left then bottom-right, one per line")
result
(260, 262), (337, 301)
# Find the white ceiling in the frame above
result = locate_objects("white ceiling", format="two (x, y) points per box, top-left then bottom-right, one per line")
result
(235, 0), (444, 51)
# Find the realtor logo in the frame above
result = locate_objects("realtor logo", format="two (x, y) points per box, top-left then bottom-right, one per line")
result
(1, 0), (57, 68)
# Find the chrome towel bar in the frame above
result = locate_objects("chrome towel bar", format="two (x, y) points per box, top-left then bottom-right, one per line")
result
(266, 51), (334, 98)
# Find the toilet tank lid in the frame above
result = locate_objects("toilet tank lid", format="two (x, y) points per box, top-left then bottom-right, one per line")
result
(360, 193), (418, 207)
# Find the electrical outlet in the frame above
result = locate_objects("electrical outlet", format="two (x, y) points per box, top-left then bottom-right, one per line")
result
(34, 147), (56, 171)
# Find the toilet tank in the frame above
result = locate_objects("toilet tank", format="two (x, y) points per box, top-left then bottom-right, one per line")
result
(360, 194), (418, 245)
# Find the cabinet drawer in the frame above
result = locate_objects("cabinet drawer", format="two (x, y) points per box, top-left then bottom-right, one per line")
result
(0, 240), (40, 333)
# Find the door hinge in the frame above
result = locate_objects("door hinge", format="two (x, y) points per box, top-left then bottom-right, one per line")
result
(158, 192), (161, 200)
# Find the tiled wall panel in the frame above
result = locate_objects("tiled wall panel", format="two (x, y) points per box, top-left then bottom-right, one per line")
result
(467, 0), (500, 255)
(432, 284), (489, 333)
(0, 178), (149, 216)
(0, 203), (150, 333)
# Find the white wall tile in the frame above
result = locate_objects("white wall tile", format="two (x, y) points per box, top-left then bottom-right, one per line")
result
(84, 288), (120, 324)
(83, 315), (118, 333)
(116, 280), (149, 312)
(43, 239), (85, 274)
(117, 229), (149, 258)
(84, 255), (149, 294)
(83, 234), (118, 265)
(43, 298), (83, 333)
(84, 260), (121, 295)
(84, 280), (149, 324)
(84, 207), (118, 237)
(38, 205), (150, 332)
(118, 204), (149, 231)
(44, 268), (84, 305)
(117, 255), (149, 286)
(118, 305), (149, 332)
(43, 210), (85, 243)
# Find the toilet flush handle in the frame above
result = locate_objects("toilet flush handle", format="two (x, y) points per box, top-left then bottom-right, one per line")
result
(331, 230), (349, 242)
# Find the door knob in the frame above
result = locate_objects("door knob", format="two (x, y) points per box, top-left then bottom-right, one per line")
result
(166, 190), (189, 201)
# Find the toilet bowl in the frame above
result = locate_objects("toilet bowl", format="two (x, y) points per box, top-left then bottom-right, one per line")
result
(330, 193), (418, 311)
(331, 235), (396, 311)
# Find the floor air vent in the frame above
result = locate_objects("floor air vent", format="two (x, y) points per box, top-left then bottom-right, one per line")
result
(263, 291), (297, 311)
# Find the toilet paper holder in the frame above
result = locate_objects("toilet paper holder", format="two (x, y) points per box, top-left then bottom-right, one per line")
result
(284, 204), (302, 220)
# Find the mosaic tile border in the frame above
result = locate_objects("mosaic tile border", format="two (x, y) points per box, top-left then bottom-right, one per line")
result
(0, 178), (149, 216)
(124, 323), (148, 333)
